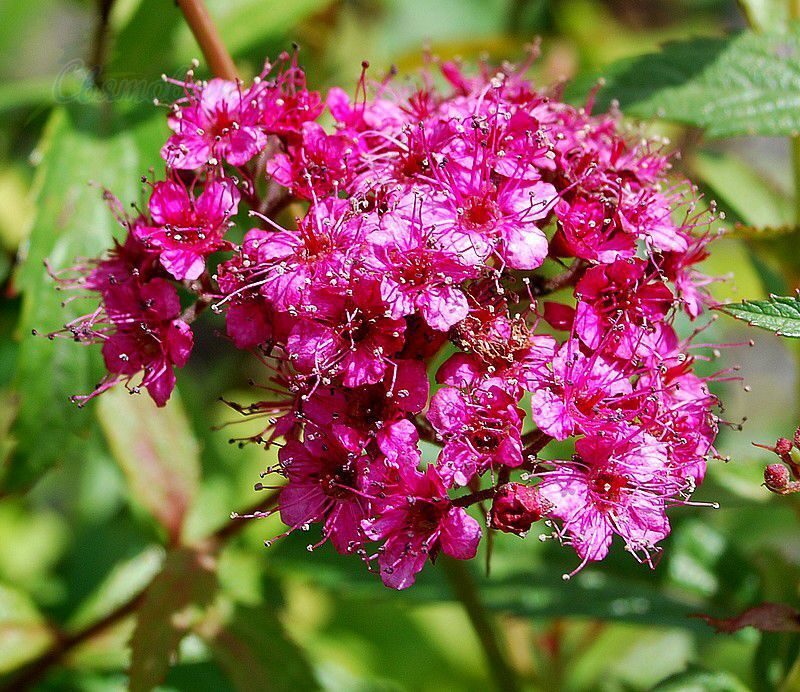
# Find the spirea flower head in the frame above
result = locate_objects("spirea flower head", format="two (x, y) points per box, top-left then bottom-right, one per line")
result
(48, 50), (730, 587)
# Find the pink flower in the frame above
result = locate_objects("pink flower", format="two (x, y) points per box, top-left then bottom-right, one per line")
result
(266, 122), (356, 199)
(278, 433), (369, 554)
(428, 381), (525, 486)
(94, 278), (193, 407)
(529, 339), (632, 440)
(539, 432), (675, 569)
(489, 483), (550, 536)
(135, 178), (240, 280)
(426, 178), (556, 270)
(364, 213), (476, 331)
(162, 78), (268, 169)
(574, 259), (673, 358)
(255, 199), (363, 311)
(302, 360), (429, 461)
(286, 279), (405, 387)
(363, 461), (481, 589)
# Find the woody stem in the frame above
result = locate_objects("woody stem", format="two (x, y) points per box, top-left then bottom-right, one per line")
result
(176, 0), (238, 80)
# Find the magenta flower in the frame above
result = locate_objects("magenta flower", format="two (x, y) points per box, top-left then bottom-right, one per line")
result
(286, 279), (405, 387)
(255, 199), (363, 311)
(363, 461), (481, 589)
(539, 432), (675, 570)
(489, 483), (550, 536)
(278, 434), (369, 554)
(267, 122), (356, 199)
(75, 278), (193, 407)
(51, 53), (726, 589)
(529, 339), (632, 440)
(302, 360), (429, 461)
(162, 78), (268, 169)
(364, 213), (476, 331)
(574, 259), (674, 358)
(428, 381), (525, 486)
(135, 178), (240, 280)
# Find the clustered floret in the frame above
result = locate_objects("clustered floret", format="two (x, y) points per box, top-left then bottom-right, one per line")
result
(50, 50), (725, 588)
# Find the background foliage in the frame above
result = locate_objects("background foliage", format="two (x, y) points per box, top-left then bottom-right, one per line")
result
(2, 0), (800, 689)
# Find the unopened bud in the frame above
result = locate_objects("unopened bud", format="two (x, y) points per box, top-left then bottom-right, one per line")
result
(489, 483), (550, 536)
(763, 463), (800, 495)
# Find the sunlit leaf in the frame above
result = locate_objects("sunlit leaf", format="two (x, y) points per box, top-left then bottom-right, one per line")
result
(0, 583), (55, 674)
(652, 665), (750, 691)
(97, 388), (201, 543)
(570, 26), (800, 138)
(9, 101), (166, 491)
(718, 295), (800, 337)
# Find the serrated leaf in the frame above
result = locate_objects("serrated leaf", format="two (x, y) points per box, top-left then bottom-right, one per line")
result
(569, 26), (800, 138)
(0, 583), (55, 674)
(719, 295), (800, 337)
(9, 101), (167, 491)
(97, 388), (200, 543)
(129, 548), (218, 692)
(196, 600), (319, 692)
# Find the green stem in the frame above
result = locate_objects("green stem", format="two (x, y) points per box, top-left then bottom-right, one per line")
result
(441, 558), (520, 692)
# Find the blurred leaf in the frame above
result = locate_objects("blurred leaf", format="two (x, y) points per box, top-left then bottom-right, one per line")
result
(695, 603), (800, 634)
(97, 388), (200, 543)
(129, 547), (218, 692)
(9, 101), (166, 491)
(718, 295), (800, 337)
(68, 546), (164, 632)
(570, 26), (800, 138)
(269, 532), (711, 631)
(175, 0), (332, 65)
(0, 583), (55, 674)
(106, 0), (183, 80)
(691, 150), (793, 228)
(196, 599), (319, 691)
(737, 0), (789, 33)
(652, 664), (750, 691)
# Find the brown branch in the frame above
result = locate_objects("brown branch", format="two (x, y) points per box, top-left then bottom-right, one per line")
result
(3, 490), (280, 691)
(175, 0), (238, 80)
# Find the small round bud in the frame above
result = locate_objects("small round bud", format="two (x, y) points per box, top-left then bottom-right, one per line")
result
(765, 463), (791, 493)
(489, 483), (549, 536)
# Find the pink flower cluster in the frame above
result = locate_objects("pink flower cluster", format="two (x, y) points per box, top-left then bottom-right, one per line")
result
(52, 53), (724, 588)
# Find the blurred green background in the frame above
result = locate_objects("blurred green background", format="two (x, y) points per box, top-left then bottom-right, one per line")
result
(2, 0), (800, 690)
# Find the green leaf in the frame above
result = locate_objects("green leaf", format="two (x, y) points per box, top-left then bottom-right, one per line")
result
(569, 25), (800, 138)
(719, 295), (800, 337)
(9, 101), (167, 491)
(652, 665), (750, 692)
(691, 150), (793, 228)
(0, 583), (55, 674)
(97, 388), (201, 543)
(174, 0), (332, 64)
(737, 0), (789, 33)
(68, 547), (164, 632)
(196, 600), (319, 692)
(129, 548), (218, 692)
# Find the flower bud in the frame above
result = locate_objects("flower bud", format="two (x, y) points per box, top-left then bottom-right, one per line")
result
(764, 463), (791, 494)
(490, 483), (549, 536)
(776, 437), (793, 458)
